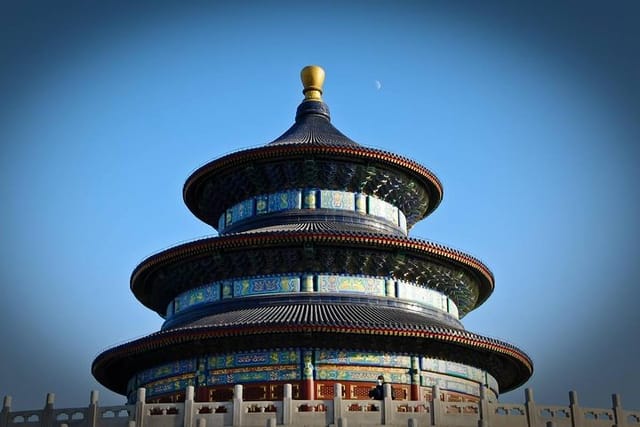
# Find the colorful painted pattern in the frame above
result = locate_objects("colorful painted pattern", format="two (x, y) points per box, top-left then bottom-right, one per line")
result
(316, 365), (409, 384)
(317, 275), (385, 296)
(232, 199), (254, 223)
(367, 196), (399, 226)
(316, 350), (411, 368)
(218, 189), (407, 233)
(146, 375), (195, 397)
(126, 349), (496, 399)
(397, 282), (452, 313)
(208, 350), (300, 369)
(421, 371), (480, 396)
(319, 190), (355, 210)
(256, 195), (269, 214)
(137, 359), (197, 383)
(208, 366), (299, 385)
(268, 190), (302, 212)
(167, 275), (458, 319)
(421, 358), (498, 394)
(174, 284), (221, 314)
(422, 358), (484, 383)
(233, 276), (300, 297)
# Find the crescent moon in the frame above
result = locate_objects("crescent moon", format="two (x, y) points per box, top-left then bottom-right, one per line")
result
(374, 80), (382, 90)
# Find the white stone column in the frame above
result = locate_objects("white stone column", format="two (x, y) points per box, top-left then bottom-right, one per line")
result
(232, 385), (243, 427)
(333, 383), (344, 426)
(43, 393), (55, 427)
(478, 385), (489, 425)
(612, 393), (626, 427)
(0, 396), (12, 427)
(134, 388), (146, 427)
(525, 388), (539, 427)
(569, 390), (582, 427)
(282, 384), (293, 425)
(431, 385), (442, 426)
(183, 386), (195, 427)
(88, 390), (99, 427)
(383, 383), (393, 425)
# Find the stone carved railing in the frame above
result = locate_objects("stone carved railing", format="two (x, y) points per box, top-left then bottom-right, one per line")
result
(2, 384), (640, 427)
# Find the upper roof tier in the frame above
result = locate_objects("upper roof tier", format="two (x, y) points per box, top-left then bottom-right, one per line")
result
(183, 66), (443, 232)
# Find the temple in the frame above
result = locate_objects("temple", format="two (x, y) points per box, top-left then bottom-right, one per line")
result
(3, 66), (640, 427)
(91, 65), (532, 405)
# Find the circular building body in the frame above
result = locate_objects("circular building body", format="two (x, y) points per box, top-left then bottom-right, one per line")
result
(92, 66), (532, 404)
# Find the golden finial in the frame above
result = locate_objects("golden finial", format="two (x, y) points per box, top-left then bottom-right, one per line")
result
(301, 65), (325, 102)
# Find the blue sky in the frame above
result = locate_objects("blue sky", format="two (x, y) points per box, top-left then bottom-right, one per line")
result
(1, 1), (639, 412)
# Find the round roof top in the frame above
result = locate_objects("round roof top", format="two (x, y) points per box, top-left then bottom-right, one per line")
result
(183, 67), (443, 230)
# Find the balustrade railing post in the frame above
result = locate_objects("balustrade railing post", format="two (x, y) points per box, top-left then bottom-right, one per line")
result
(183, 386), (195, 427)
(1, 396), (11, 427)
(43, 393), (55, 427)
(569, 390), (582, 427)
(232, 385), (243, 427)
(612, 393), (625, 427)
(282, 384), (293, 425)
(135, 388), (146, 427)
(431, 385), (442, 426)
(524, 388), (539, 427)
(333, 383), (344, 427)
(88, 390), (99, 427)
(383, 383), (393, 425)
(479, 384), (489, 426)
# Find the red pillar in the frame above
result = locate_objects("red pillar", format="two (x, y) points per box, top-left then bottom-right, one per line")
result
(302, 351), (315, 400)
(410, 356), (420, 401)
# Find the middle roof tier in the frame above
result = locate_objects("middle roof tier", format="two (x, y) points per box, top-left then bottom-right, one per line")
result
(130, 230), (494, 320)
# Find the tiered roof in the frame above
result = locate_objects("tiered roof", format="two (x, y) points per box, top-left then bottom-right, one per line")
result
(92, 65), (532, 399)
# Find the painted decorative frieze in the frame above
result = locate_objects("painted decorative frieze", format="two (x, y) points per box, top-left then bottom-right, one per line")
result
(218, 189), (408, 233)
(315, 350), (411, 367)
(137, 359), (198, 384)
(233, 276), (300, 297)
(173, 285), (221, 314)
(168, 275), (461, 319)
(208, 351), (300, 369)
(319, 190), (355, 210)
(397, 282), (453, 314)
(208, 366), (299, 385)
(316, 365), (410, 384)
(316, 275), (385, 296)
(421, 372), (481, 397)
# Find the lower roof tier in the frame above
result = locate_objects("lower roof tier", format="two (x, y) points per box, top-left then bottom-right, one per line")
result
(123, 349), (502, 403)
(92, 316), (533, 396)
(130, 230), (494, 318)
